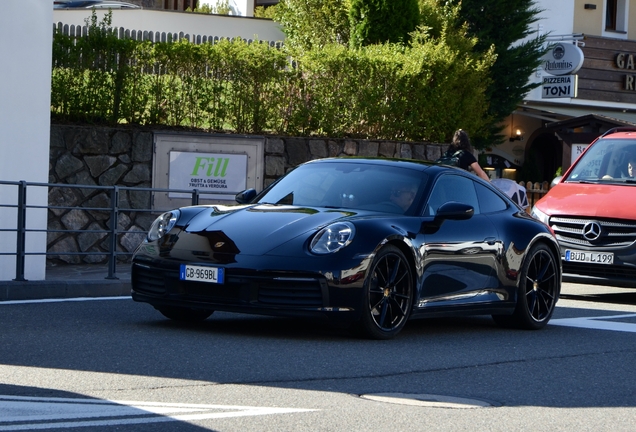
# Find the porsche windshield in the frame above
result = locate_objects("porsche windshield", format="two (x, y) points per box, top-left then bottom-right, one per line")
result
(567, 139), (636, 183)
(257, 162), (428, 214)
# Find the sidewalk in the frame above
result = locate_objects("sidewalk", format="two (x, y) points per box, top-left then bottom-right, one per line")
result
(0, 264), (132, 301)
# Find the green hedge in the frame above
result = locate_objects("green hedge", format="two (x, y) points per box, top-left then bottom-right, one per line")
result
(51, 14), (493, 142)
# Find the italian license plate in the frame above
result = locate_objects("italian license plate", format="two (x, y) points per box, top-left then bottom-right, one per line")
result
(180, 264), (225, 284)
(564, 250), (614, 265)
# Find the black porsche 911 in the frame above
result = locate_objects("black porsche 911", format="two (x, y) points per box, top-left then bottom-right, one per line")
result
(131, 158), (561, 339)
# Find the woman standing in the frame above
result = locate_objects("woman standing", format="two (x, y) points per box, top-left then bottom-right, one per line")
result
(445, 129), (490, 182)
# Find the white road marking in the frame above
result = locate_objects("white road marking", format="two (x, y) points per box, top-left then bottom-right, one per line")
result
(0, 297), (131, 305)
(0, 395), (316, 430)
(550, 313), (636, 333)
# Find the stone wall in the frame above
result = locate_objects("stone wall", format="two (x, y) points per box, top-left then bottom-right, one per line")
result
(48, 124), (446, 264)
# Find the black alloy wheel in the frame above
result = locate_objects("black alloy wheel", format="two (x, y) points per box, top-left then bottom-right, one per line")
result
(493, 243), (559, 329)
(357, 245), (414, 339)
(157, 306), (214, 322)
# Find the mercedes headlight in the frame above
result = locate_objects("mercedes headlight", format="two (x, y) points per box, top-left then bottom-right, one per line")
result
(530, 206), (550, 225)
(147, 210), (180, 242)
(310, 222), (355, 254)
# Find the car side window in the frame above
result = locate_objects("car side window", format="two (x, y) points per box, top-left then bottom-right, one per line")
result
(426, 175), (480, 215)
(475, 183), (508, 213)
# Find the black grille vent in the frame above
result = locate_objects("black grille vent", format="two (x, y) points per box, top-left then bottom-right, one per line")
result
(132, 264), (168, 295)
(550, 217), (636, 247)
(132, 264), (325, 308)
(257, 278), (324, 307)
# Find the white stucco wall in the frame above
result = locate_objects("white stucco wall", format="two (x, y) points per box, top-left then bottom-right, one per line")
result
(0, 0), (53, 280)
(534, 0), (576, 38)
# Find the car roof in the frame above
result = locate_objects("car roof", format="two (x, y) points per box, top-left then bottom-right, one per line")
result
(597, 127), (636, 140)
(304, 157), (437, 172)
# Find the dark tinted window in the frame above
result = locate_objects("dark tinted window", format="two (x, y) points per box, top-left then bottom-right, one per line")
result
(426, 174), (480, 215)
(257, 162), (427, 215)
(475, 183), (508, 213)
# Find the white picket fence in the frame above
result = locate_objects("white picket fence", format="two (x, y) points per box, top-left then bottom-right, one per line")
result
(53, 21), (284, 47)
(52, 8), (285, 43)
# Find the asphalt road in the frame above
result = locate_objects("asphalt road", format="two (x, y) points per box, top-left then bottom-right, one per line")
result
(1, 282), (635, 431)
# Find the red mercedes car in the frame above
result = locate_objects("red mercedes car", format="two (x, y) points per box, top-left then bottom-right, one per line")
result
(532, 127), (636, 287)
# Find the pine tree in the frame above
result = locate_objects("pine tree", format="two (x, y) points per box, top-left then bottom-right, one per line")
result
(349, 0), (420, 48)
(447, 0), (546, 147)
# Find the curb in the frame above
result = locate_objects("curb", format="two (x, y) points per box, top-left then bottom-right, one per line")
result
(0, 280), (131, 302)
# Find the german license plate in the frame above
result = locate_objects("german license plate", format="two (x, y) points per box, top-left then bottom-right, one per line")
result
(564, 250), (614, 265)
(180, 264), (225, 284)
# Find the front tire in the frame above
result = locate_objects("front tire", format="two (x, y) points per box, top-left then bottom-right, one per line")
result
(157, 306), (214, 322)
(493, 243), (559, 329)
(356, 245), (414, 339)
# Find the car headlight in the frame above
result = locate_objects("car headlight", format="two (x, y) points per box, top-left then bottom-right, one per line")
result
(310, 222), (355, 254)
(147, 210), (180, 242)
(530, 206), (550, 225)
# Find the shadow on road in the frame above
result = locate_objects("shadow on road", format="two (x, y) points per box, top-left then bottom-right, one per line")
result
(560, 291), (636, 306)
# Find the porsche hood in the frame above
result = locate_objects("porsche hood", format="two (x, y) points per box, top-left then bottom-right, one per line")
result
(176, 204), (358, 255)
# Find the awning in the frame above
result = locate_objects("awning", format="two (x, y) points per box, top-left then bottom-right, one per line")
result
(518, 102), (636, 125)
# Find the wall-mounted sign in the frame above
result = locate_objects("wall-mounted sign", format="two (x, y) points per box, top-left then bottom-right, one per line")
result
(614, 53), (636, 90)
(572, 143), (589, 164)
(169, 151), (248, 199)
(152, 134), (264, 209)
(542, 74), (578, 98)
(541, 43), (584, 76)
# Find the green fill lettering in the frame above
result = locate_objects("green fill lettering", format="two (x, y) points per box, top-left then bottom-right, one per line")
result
(206, 158), (216, 176)
(214, 158), (230, 177)
(191, 157), (208, 176)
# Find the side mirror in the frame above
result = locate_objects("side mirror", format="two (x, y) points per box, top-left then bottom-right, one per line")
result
(235, 188), (257, 204)
(435, 201), (474, 220)
(550, 176), (563, 189)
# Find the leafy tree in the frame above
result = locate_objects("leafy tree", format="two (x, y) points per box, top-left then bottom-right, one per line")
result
(271, 0), (351, 49)
(254, 5), (277, 19)
(349, 0), (420, 48)
(446, 0), (546, 147)
(186, 0), (231, 15)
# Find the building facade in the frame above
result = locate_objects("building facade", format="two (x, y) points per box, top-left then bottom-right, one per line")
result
(490, 0), (636, 182)
(128, 0), (275, 16)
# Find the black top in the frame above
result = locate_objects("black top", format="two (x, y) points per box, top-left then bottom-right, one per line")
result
(457, 150), (477, 172)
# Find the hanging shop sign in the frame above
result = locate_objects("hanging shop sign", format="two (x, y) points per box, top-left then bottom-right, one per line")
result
(542, 74), (578, 98)
(541, 43), (584, 76)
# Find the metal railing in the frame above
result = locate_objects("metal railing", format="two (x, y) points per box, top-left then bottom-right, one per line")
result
(0, 180), (235, 281)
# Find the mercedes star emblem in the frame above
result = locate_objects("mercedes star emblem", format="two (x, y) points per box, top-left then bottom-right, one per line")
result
(582, 222), (602, 241)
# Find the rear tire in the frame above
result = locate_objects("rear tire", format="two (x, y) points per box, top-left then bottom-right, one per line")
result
(355, 245), (413, 340)
(157, 306), (213, 322)
(493, 243), (559, 329)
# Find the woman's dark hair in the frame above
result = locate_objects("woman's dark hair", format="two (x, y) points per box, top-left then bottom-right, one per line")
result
(450, 129), (472, 152)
